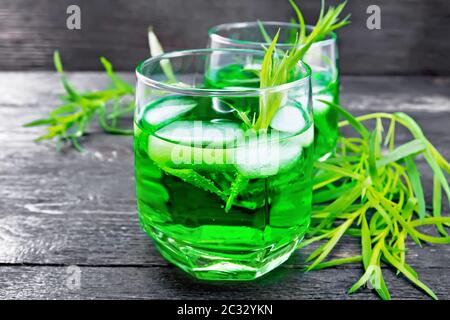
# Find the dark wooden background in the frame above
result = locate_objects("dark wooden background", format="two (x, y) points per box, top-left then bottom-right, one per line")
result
(1, 0), (450, 300)
(0, 73), (449, 299)
(0, 0), (449, 75)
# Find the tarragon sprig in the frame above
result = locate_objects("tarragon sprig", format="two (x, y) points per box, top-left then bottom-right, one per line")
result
(221, 0), (350, 211)
(223, 0), (350, 210)
(24, 51), (134, 151)
(301, 101), (450, 300)
(255, 0), (350, 129)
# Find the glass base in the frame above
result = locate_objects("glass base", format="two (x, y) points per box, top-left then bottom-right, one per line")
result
(148, 227), (301, 281)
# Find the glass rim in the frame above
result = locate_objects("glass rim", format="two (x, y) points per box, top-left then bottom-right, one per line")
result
(135, 48), (311, 97)
(208, 21), (337, 49)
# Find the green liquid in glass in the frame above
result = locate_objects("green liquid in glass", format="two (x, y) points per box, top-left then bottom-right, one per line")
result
(311, 71), (339, 160)
(134, 94), (314, 280)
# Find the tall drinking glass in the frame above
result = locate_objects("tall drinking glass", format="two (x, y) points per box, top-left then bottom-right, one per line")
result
(135, 48), (314, 280)
(208, 22), (339, 160)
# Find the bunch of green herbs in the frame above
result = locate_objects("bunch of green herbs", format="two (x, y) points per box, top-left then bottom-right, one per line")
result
(24, 52), (134, 151)
(302, 101), (450, 299)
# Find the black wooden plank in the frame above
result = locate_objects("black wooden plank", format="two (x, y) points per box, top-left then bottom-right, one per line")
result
(0, 265), (449, 300)
(0, 202), (449, 268)
(0, 74), (449, 266)
(0, 0), (449, 75)
(0, 74), (449, 299)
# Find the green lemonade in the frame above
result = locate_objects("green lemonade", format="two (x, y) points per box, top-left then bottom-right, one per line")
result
(135, 94), (314, 280)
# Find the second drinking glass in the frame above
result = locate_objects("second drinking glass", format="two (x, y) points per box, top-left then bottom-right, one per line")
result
(208, 21), (340, 160)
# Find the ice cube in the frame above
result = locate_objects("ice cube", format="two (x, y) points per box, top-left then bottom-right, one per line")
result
(155, 120), (243, 146)
(243, 62), (262, 71)
(297, 124), (314, 147)
(270, 105), (307, 133)
(144, 96), (197, 126)
(313, 94), (333, 114)
(235, 131), (303, 177)
(148, 120), (243, 168)
(303, 47), (323, 71)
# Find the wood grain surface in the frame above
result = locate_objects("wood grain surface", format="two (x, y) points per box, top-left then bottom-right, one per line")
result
(0, 73), (449, 299)
(0, 0), (449, 75)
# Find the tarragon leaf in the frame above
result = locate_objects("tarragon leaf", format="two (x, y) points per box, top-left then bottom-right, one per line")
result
(225, 174), (248, 212)
(381, 246), (438, 300)
(376, 139), (426, 168)
(405, 156), (426, 220)
(361, 213), (372, 269)
(161, 167), (225, 199)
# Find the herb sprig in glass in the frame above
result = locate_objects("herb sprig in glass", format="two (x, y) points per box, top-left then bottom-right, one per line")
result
(255, 0), (349, 129)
